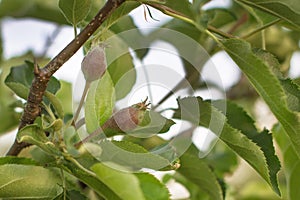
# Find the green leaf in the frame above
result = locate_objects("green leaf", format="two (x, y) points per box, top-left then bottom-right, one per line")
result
(178, 145), (223, 200)
(206, 8), (238, 28)
(0, 101), (20, 134)
(0, 164), (62, 199)
(105, 32), (136, 100)
(85, 72), (115, 133)
(110, 15), (149, 60)
(280, 78), (300, 112)
(0, 25), (2, 63)
(91, 162), (146, 200)
(0, 157), (37, 166)
(5, 61), (60, 99)
(273, 124), (300, 200)
(221, 38), (300, 157)
(59, 0), (91, 26)
(100, 2), (140, 31)
(237, 0), (300, 29)
(63, 126), (80, 156)
(56, 80), (73, 115)
(173, 97), (273, 195)
(97, 140), (175, 170)
(145, 0), (195, 23)
(44, 91), (64, 119)
(213, 100), (281, 195)
(150, 143), (179, 167)
(238, 1), (278, 25)
(0, 0), (68, 24)
(135, 173), (170, 200)
(17, 124), (61, 156)
(53, 189), (87, 200)
(62, 160), (122, 200)
(4, 63), (34, 99)
(204, 142), (239, 177)
(30, 147), (56, 166)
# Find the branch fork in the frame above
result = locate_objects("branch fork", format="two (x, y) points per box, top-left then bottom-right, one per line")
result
(6, 0), (126, 156)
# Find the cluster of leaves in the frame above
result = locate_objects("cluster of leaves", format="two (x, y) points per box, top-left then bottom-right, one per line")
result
(0, 0), (300, 199)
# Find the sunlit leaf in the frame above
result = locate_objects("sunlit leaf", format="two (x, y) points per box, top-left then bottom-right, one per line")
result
(96, 140), (175, 170)
(280, 78), (300, 112)
(173, 97), (275, 195)
(0, 164), (62, 199)
(59, 0), (91, 26)
(237, 0), (300, 29)
(85, 72), (115, 133)
(91, 162), (146, 200)
(136, 173), (170, 200)
(56, 80), (73, 115)
(221, 38), (300, 158)
(17, 124), (61, 156)
(5, 61), (60, 99)
(61, 160), (122, 199)
(104, 32), (136, 100)
(273, 124), (300, 200)
(214, 100), (281, 195)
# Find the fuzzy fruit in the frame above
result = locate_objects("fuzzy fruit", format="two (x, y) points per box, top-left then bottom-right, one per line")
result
(81, 45), (107, 82)
(74, 99), (150, 147)
(102, 99), (150, 135)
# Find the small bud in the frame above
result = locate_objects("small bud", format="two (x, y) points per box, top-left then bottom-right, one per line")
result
(81, 45), (107, 82)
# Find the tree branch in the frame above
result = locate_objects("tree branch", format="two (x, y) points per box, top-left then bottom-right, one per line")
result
(6, 0), (126, 156)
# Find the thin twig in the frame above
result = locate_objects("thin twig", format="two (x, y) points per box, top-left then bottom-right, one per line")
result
(6, 0), (126, 156)
(40, 26), (62, 57)
(207, 25), (235, 39)
(242, 18), (282, 39)
(227, 13), (248, 34)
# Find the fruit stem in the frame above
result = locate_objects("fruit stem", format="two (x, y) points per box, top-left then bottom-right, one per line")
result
(72, 81), (91, 126)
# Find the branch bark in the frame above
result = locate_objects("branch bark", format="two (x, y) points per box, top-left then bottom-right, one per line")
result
(6, 0), (126, 156)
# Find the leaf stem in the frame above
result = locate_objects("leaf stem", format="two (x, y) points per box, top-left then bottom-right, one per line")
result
(65, 155), (97, 177)
(242, 18), (282, 39)
(6, 0), (127, 156)
(205, 29), (222, 45)
(74, 25), (78, 38)
(42, 102), (56, 121)
(261, 29), (266, 50)
(74, 126), (104, 148)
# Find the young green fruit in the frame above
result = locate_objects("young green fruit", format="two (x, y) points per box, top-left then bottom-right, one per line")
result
(102, 99), (150, 135)
(74, 99), (150, 147)
(81, 45), (107, 82)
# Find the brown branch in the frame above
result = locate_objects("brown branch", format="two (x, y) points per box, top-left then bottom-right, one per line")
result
(6, 0), (126, 156)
